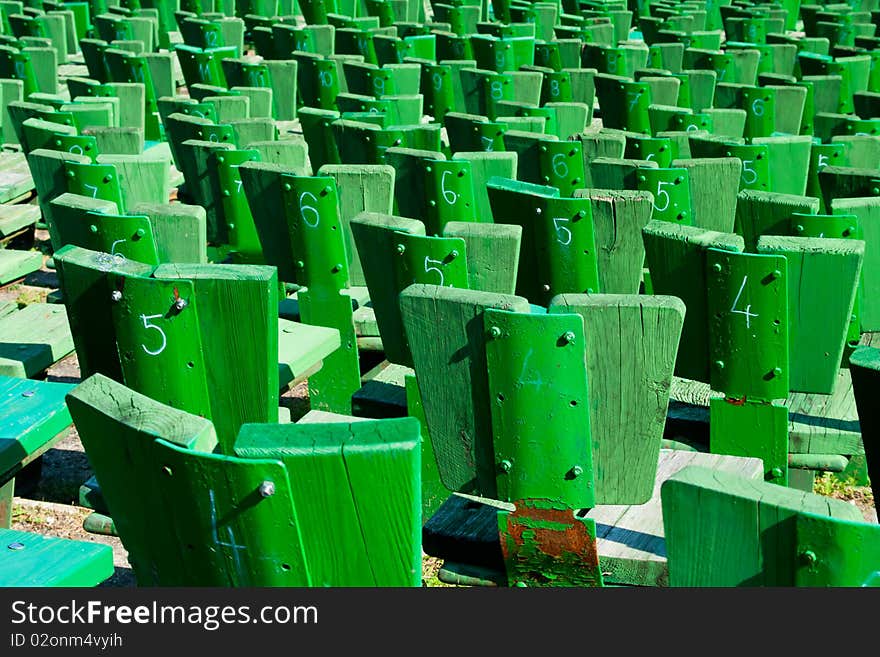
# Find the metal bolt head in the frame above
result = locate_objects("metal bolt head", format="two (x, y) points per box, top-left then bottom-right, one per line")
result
(173, 298), (188, 311)
(563, 331), (576, 344)
(795, 224), (804, 233)
(773, 366), (783, 376)
(259, 481), (276, 497)
(499, 459), (512, 473)
(450, 250), (459, 259)
(21, 390), (34, 398)
(89, 224), (98, 233)
(571, 465), (583, 477)
(135, 228), (146, 238)
(712, 263), (723, 273)
(770, 467), (784, 479)
(715, 359), (725, 370)
(110, 290), (123, 302)
(799, 549), (817, 566)
(489, 326), (502, 339)
(7, 542), (24, 551)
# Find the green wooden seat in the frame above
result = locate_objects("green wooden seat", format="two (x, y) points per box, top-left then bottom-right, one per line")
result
(0, 303), (74, 378)
(67, 373), (421, 586)
(239, 164), (361, 413)
(0, 528), (113, 586)
(662, 465), (880, 586)
(487, 176), (600, 305)
(400, 284), (604, 586)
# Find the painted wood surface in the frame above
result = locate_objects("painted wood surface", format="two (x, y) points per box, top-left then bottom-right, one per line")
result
(662, 465), (874, 586)
(67, 373), (310, 587)
(0, 249), (41, 285)
(235, 417), (422, 586)
(0, 528), (113, 587)
(0, 303), (74, 377)
(550, 294), (685, 504)
(757, 236), (863, 394)
(423, 450), (765, 587)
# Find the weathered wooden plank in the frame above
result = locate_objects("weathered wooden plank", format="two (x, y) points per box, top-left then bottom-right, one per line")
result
(234, 417), (422, 586)
(831, 197), (880, 331)
(442, 221), (522, 295)
(672, 157), (741, 233)
(0, 249), (41, 286)
(278, 318), (341, 388)
(734, 189), (820, 253)
(574, 188), (653, 295)
(0, 528), (113, 586)
(662, 464), (872, 586)
(0, 303), (74, 377)
(550, 294), (685, 505)
(757, 236), (863, 394)
(0, 205), (39, 240)
(130, 202), (208, 264)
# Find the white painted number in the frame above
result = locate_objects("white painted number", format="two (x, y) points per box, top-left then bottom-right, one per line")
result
(751, 98), (764, 117)
(551, 153), (568, 178)
(424, 256), (445, 286)
(441, 170), (458, 205)
(818, 154), (829, 170)
(742, 160), (758, 185)
(490, 80), (504, 100)
(731, 275), (759, 328)
(299, 191), (320, 228)
(481, 136), (494, 151)
(140, 313), (167, 356)
(628, 92), (641, 111)
(553, 217), (572, 245)
(653, 180), (671, 212)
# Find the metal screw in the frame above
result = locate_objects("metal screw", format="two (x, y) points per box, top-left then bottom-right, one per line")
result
(799, 549), (817, 566)
(173, 298), (188, 311)
(450, 250), (459, 259)
(571, 465), (583, 477)
(773, 366), (783, 376)
(563, 331), (576, 344)
(499, 459), (512, 472)
(7, 542), (24, 551)
(110, 290), (123, 302)
(89, 224), (98, 233)
(259, 481), (276, 497)
(489, 326), (502, 339)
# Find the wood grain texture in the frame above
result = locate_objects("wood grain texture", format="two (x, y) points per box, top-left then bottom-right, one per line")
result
(757, 236), (863, 394)
(575, 187), (653, 294)
(550, 294), (685, 505)
(442, 221), (522, 294)
(400, 284), (530, 496)
(131, 202), (208, 264)
(0, 303), (74, 377)
(154, 263), (279, 453)
(26, 148), (92, 250)
(318, 164), (395, 287)
(642, 220), (744, 383)
(0, 249), (42, 286)
(734, 189), (820, 254)
(662, 464), (869, 586)
(831, 197), (880, 331)
(234, 417), (422, 586)
(672, 157), (742, 233)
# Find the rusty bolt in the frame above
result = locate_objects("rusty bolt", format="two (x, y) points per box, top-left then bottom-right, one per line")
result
(259, 481), (276, 497)
(111, 290), (123, 302)
(173, 298), (188, 311)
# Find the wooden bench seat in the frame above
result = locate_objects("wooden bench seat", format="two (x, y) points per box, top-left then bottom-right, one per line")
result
(0, 204), (40, 243)
(0, 249), (41, 285)
(0, 528), (113, 586)
(0, 303), (75, 377)
(278, 317), (341, 389)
